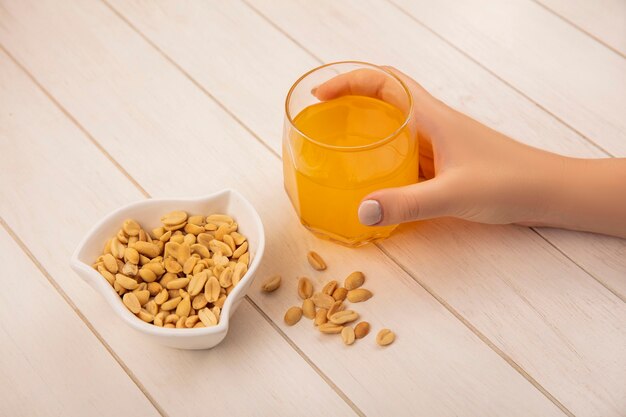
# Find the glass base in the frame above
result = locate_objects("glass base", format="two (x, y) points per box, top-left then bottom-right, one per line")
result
(299, 219), (396, 248)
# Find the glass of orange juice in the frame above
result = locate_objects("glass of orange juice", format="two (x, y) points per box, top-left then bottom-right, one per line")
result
(283, 61), (418, 247)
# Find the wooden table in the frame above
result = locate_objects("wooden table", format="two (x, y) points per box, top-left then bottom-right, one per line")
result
(1, 1), (624, 416)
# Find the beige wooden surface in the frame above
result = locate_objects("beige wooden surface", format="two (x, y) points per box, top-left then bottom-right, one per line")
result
(0, 1), (624, 416)
(536, 0), (626, 56)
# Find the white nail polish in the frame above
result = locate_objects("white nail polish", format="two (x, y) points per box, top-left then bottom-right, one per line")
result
(358, 200), (382, 226)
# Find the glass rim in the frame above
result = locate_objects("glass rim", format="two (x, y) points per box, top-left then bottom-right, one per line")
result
(284, 61), (414, 152)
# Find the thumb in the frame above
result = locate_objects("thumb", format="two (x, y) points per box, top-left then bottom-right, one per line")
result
(358, 177), (457, 226)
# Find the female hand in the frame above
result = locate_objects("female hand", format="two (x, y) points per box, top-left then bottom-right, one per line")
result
(313, 66), (626, 238)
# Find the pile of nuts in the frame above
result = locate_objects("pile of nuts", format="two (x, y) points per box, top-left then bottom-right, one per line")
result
(92, 211), (249, 329)
(263, 251), (395, 347)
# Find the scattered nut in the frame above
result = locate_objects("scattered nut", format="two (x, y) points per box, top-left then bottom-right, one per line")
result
(347, 288), (373, 303)
(376, 329), (395, 346)
(314, 308), (328, 326)
(322, 280), (338, 296)
(264, 252), (394, 348)
(326, 300), (344, 320)
(332, 287), (348, 302)
(262, 275), (281, 292)
(344, 271), (365, 290)
(311, 292), (334, 309)
(298, 277), (314, 300)
(318, 323), (343, 334)
(302, 299), (316, 319)
(284, 306), (303, 326)
(354, 322), (370, 339)
(329, 310), (359, 325)
(307, 251), (327, 271)
(341, 326), (356, 345)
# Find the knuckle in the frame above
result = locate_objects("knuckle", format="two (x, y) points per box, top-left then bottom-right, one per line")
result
(396, 190), (421, 222)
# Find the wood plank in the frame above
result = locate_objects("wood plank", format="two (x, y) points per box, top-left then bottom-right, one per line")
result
(106, 0), (626, 297)
(537, 228), (626, 299)
(0, 50), (356, 417)
(388, 0), (626, 157)
(102, 1), (626, 416)
(536, 0), (626, 56)
(0, 229), (160, 417)
(0, 1), (569, 416)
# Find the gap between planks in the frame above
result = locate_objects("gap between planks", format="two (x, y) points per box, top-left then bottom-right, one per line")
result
(530, 0), (626, 60)
(529, 228), (625, 302)
(0, 216), (169, 417)
(0, 42), (365, 417)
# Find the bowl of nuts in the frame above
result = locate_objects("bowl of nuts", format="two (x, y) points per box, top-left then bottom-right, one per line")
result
(70, 189), (265, 349)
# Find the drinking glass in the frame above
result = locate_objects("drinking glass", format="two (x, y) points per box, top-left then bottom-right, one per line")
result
(283, 61), (418, 246)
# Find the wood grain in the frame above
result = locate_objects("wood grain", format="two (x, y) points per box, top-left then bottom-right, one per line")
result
(0, 49), (356, 417)
(0, 1), (570, 415)
(109, 0), (626, 298)
(388, 0), (626, 157)
(0, 228), (161, 417)
(535, 0), (626, 56)
(537, 228), (626, 300)
(382, 219), (626, 417)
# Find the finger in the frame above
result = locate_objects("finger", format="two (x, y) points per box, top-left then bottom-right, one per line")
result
(357, 176), (457, 226)
(314, 69), (387, 100)
(313, 68), (412, 114)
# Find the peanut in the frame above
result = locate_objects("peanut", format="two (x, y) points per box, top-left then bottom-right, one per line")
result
(160, 211), (187, 226)
(341, 326), (356, 345)
(354, 322), (370, 339)
(329, 310), (359, 325)
(307, 251), (327, 270)
(332, 287), (348, 302)
(376, 329), (395, 346)
(95, 211), (249, 329)
(302, 299), (316, 319)
(298, 277), (314, 300)
(122, 292), (141, 314)
(261, 275), (281, 292)
(311, 292), (334, 309)
(347, 288), (373, 303)
(318, 323), (343, 334)
(284, 306), (303, 326)
(314, 308), (328, 326)
(344, 271), (365, 290)
(322, 280), (338, 296)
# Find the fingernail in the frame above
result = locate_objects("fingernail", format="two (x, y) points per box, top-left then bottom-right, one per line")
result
(310, 86), (318, 96)
(358, 200), (382, 226)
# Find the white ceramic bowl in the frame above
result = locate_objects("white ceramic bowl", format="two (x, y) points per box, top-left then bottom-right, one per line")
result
(71, 189), (265, 350)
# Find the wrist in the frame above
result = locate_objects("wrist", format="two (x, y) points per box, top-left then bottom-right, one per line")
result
(513, 152), (575, 227)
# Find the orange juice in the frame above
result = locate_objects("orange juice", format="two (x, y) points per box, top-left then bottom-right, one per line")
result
(283, 95), (418, 246)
